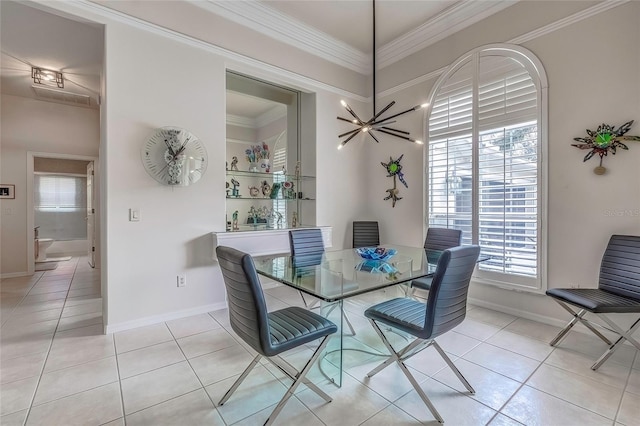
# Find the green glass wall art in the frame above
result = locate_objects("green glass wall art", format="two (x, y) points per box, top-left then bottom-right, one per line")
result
(572, 120), (640, 175)
(381, 155), (407, 207)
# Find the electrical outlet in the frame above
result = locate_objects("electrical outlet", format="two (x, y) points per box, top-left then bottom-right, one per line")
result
(177, 275), (186, 287)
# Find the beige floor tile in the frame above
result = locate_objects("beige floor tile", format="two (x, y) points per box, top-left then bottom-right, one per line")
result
(394, 377), (496, 425)
(435, 331), (482, 357)
(0, 352), (47, 384)
(189, 343), (255, 386)
(296, 373), (391, 426)
(26, 382), (122, 426)
(2, 308), (62, 326)
(454, 318), (502, 341)
(462, 343), (540, 382)
(117, 341), (185, 379)
(617, 391), (640, 426)
(404, 343), (451, 377)
(1, 319), (58, 339)
(209, 309), (231, 328)
(120, 361), (201, 415)
(486, 330), (554, 362)
(264, 286), (307, 307)
(545, 347), (631, 390)
(166, 313), (221, 339)
(11, 299), (65, 315)
(56, 312), (102, 332)
(359, 404), (421, 426)
(205, 365), (290, 424)
(347, 357), (429, 403)
(466, 305), (517, 328)
(555, 330), (637, 368)
(487, 413), (525, 425)
(176, 328), (237, 359)
(64, 295), (102, 307)
(126, 389), (223, 426)
(100, 418), (124, 426)
(67, 286), (100, 298)
(114, 323), (173, 354)
(626, 368), (640, 395)
(34, 356), (119, 405)
(0, 376), (39, 416)
(234, 394), (324, 426)
(0, 333), (54, 361)
(434, 358), (520, 411)
(21, 291), (68, 304)
(527, 363), (623, 419)
(502, 385), (612, 426)
(61, 300), (102, 318)
(504, 318), (563, 342)
(28, 283), (70, 295)
(0, 409), (28, 426)
(45, 326), (114, 373)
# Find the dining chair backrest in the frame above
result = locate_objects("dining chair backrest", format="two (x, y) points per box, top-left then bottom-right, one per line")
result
(598, 235), (640, 300)
(289, 228), (325, 257)
(216, 246), (270, 356)
(424, 245), (480, 339)
(353, 221), (380, 248)
(424, 227), (462, 251)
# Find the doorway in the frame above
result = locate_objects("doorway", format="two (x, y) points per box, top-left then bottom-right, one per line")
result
(26, 152), (99, 275)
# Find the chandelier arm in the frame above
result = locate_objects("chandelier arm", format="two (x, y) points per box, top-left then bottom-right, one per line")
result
(372, 106), (420, 125)
(341, 130), (362, 145)
(371, 101), (395, 122)
(368, 130), (381, 143)
(377, 128), (417, 143)
(344, 106), (365, 125)
(339, 128), (361, 138)
(380, 126), (410, 135)
(337, 116), (357, 124)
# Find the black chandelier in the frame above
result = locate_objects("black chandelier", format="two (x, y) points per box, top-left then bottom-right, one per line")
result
(337, 0), (427, 149)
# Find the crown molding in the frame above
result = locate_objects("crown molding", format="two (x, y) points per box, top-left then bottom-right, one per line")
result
(190, 0), (370, 74)
(226, 114), (254, 128)
(379, 0), (630, 98)
(378, 0), (518, 70)
(226, 107), (287, 129)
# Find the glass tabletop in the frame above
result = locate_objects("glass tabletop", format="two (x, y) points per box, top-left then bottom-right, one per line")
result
(253, 245), (443, 302)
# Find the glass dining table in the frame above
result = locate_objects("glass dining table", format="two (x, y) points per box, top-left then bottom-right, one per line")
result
(253, 245), (445, 386)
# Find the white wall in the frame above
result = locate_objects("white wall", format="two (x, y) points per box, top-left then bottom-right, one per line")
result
(371, 1), (640, 324)
(0, 95), (99, 275)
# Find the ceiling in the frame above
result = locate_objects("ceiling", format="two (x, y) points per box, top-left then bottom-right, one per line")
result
(0, 0), (514, 112)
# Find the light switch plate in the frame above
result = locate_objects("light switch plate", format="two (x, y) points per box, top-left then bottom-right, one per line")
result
(129, 208), (140, 222)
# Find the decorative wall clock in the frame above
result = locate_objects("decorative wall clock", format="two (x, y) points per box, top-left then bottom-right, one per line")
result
(142, 127), (208, 186)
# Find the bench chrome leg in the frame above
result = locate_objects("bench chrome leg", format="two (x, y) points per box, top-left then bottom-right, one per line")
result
(592, 315), (640, 370)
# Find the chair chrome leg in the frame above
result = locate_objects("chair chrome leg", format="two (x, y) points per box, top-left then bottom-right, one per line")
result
(395, 351), (444, 424)
(591, 315), (640, 370)
(550, 301), (611, 346)
(218, 354), (261, 406)
(270, 356), (332, 403)
(265, 336), (331, 426)
(432, 341), (474, 394)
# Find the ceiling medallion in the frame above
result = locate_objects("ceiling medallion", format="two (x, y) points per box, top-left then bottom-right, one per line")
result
(337, 0), (427, 149)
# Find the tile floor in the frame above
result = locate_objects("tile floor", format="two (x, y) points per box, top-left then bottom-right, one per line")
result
(1, 257), (639, 425)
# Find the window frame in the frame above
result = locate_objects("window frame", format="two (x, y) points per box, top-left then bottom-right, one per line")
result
(424, 44), (549, 293)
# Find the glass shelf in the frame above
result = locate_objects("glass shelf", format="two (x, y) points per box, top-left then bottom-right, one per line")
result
(226, 197), (315, 201)
(225, 170), (315, 180)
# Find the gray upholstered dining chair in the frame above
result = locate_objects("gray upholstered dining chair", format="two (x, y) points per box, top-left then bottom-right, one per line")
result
(546, 234), (640, 370)
(410, 227), (463, 294)
(289, 228), (356, 335)
(216, 246), (337, 426)
(364, 245), (480, 424)
(353, 221), (380, 248)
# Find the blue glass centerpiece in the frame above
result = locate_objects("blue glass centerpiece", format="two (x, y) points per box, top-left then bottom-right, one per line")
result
(355, 247), (397, 261)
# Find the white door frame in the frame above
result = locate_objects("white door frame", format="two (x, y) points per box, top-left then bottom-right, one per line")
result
(26, 151), (98, 275)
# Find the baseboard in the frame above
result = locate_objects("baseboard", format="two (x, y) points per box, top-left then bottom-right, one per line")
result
(468, 296), (569, 330)
(104, 302), (228, 334)
(1, 271), (31, 279)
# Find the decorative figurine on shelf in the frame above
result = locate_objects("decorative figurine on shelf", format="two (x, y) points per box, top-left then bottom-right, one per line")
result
(248, 185), (259, 198)
(292, 211), (298, 228)
(281, 165), (286, 175)
(248, 206), (259, 225)
(261, 180), (271, 198)
(226, 181), (230, 198)
(572, 120), (640, 175)
(381, 154), (408, 208)
(258, 206), (269, 220)
(232, 210), (239, 231)
(246, 143), (270, 172)
(226, 161), (228, 171)
(230, 156), (239, 171)
(269, 182), (281, 199)
(294, 161), (301, 179)
(230, 178), (240, 198)
(266, 208), (276, 229)
(282, 181), (295, 199)
(276, 211), (284, 228)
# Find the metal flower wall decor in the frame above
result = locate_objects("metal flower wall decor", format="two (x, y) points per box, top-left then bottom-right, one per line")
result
(572, 120), (640, 175)
(381, 155), (407, 208)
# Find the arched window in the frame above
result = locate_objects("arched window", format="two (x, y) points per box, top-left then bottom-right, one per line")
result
(426, 44), (548, 292)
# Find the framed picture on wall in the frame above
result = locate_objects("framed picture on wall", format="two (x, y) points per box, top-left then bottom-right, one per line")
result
(0, 184), (15, 199)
